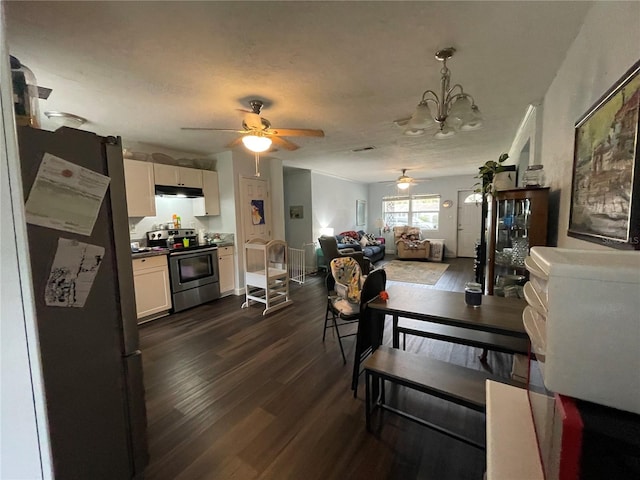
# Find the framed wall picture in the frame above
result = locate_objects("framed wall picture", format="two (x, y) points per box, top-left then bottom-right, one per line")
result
(289, 205), (303, 219)
(568, 59), (640, 249)
(356, 200), (366, 226)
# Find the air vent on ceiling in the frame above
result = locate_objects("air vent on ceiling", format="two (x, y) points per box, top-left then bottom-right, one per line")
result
(351, 146), (376, 152)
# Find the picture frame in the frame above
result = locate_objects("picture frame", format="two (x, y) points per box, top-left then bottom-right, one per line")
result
(568, 59), (640, 250)
(289, 205), (303, 219)
(356, 200), (366, 226)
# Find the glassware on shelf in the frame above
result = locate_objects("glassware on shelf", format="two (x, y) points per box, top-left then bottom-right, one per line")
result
(512, 237), (529, 267)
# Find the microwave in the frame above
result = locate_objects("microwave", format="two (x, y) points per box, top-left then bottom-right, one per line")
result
(527, 356), (640, 480)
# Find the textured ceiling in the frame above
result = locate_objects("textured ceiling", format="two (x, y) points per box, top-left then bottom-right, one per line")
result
(5, 1), (592, 184)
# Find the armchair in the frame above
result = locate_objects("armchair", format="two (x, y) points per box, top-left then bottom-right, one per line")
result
(393, 226), (431, 260)
(318, 236), (371, 275)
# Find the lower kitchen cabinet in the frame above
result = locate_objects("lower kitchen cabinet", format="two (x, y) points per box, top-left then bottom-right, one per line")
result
(218, 246), (235, 296)
(132, 255), (171, 321)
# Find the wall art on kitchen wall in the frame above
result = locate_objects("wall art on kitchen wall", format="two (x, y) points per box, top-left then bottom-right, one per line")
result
(568, 59), (640, 250)
(251, 199), (265, 225)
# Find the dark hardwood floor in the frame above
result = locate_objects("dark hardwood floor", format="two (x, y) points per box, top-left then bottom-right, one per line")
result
(140, 257), (514, 480)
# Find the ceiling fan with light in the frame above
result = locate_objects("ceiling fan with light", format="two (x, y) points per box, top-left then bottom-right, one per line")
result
(181, 99), (324, 152)
(378, 169), (428, 190)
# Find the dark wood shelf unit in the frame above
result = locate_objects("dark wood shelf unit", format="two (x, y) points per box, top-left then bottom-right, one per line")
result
(487, 187), (549, 295)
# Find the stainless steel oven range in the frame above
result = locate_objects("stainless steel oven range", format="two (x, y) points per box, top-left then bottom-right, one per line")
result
(147, 229), (220, 312)
(168, 247), (219, 312)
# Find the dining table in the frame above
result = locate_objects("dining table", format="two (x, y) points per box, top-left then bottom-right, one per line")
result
(367, 284), (528, 351)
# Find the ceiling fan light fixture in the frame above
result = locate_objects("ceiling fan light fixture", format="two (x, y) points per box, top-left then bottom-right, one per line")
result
(397, 181), (411, 190)
(242, 134), (272, 152)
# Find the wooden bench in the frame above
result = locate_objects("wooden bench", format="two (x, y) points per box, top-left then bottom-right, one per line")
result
(363, 346), (525, 449)
(397, 318), (530, 361)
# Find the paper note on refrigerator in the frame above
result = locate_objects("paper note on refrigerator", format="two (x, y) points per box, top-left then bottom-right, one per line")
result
(45, 238), (105, 308)
(25, 152), (110, 236)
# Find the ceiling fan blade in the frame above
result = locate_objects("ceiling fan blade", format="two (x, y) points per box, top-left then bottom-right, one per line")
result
(181, 127), (244, 132)
(270, 136), (299, 151)
(225, 137), (244, 149)
(267, 128), (324, 137)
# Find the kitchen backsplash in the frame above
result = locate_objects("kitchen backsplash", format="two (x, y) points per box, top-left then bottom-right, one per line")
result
(129, 196), (214, 241)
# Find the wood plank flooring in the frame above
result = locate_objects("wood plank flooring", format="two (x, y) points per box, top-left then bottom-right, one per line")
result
(140, 258), (515, 480)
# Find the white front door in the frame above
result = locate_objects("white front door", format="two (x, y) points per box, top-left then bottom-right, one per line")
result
(457, 190), (482, 258)
(239, 176), (272, 242)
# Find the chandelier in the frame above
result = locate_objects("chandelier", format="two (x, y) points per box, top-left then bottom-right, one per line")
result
(405, 47), (482, 139)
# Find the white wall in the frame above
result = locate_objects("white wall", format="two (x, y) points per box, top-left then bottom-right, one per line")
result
(310, 172), (368, 241)
(539, 1), (640, 249)
(368, 175), (477, 257)
(1, 4), (52, 476)
(283, 167), (313, 247)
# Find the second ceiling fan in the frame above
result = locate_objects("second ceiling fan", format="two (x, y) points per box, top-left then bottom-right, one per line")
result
(181, 99), (324, 152)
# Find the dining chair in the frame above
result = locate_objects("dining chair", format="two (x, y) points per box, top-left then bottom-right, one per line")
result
(323, 257), (364, 364)
(350, 268), (387, 397)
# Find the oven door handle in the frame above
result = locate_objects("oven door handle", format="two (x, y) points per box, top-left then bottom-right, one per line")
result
(170, 247), (218, 256)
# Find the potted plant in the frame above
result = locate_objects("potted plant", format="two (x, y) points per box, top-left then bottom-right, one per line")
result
(473, 153), (510, 196)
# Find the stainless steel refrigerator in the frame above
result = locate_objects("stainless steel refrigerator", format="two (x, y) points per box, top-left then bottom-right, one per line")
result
(17, 125), (148, 479)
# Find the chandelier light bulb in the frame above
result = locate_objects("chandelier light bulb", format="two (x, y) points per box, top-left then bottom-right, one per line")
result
(434, 124), (456, 139)
(242, 135), (272, 152)
(448, 96), (472, 120)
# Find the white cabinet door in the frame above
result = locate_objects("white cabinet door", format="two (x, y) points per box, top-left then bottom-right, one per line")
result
(218, 246), (235, 295)
(153, 163), (202, 188)
(153, 163), (180, 186)
(132, 256), (172, 319)
(124, 159), (156, 217)
(178, 166), (203, 188)
(194, 170), (220, 216)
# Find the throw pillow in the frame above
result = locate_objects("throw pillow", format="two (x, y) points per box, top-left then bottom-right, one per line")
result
(359, 237), (369, 247)
(340, 230), (360, 240)
(342, 236), (358, 245)
(364, 233), (377, 242)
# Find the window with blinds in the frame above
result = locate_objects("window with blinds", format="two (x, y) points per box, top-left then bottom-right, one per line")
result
(382, 194), (440, 230)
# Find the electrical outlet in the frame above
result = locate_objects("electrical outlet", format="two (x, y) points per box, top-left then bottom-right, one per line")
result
(129, 222), (136, 234)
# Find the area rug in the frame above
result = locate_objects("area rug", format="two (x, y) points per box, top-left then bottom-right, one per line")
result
(381, 260), (450, 286)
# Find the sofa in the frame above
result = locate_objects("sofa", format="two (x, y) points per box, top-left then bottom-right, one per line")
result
(393, 226), (430, 260)
(335, 230), (386, 264)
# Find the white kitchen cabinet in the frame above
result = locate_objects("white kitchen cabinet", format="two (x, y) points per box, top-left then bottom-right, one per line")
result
(193, 170), (220, 216)
(153, 163), (202, 188)
(132, 255), (172, 321)
(218, 246), (235, 296)
(124, 159), (156, 217)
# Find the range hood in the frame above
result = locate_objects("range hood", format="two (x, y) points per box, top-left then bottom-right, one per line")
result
(154, 185), (204, 198)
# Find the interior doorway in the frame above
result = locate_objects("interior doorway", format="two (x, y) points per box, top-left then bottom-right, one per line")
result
(457, 190), (482, 258)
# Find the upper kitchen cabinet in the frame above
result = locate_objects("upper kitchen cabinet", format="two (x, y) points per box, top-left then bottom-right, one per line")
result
(153, 163), (202, 188)
(193, 170), (220, 216)
(124, 159), (156, 217)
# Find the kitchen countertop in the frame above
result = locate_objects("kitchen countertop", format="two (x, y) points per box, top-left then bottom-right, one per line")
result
(131, 242), (234, 259)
